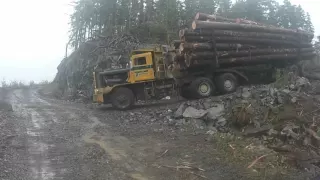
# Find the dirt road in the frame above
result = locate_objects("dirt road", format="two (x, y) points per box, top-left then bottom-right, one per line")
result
(0, 88), (308, 180)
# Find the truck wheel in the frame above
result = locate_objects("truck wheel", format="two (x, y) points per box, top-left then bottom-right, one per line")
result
(190, 77), (215, 98)
(216, 73), (238, 94)
(111, 87), (135, 110)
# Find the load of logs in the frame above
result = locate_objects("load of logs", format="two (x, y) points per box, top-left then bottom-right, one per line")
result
(175, 12), (316, 68)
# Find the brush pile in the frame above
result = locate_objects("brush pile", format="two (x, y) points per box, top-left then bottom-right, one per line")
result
(176, 13), (316, 69)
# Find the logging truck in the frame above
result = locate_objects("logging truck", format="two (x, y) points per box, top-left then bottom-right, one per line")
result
(92, 44), (284, 110)
(93, 13), (315, 110)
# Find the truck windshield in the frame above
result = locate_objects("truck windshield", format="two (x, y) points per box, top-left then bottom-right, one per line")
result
(134, 57), (147, 66)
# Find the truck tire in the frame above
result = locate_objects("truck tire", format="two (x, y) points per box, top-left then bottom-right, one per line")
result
(216, 73), (238, 94)
(190, 77), (215, 98)
(111, 87), (135, 110)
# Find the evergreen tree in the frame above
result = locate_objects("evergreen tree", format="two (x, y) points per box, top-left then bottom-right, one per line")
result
(216, 0), (232, 16)
(265, 0), (279, 26)
(68, 0), (315, 47)
(198, 0), (216, 15)
(304, 13), (314, 33)
(315, 36), (320, 56)
(184, 0), (199, 24)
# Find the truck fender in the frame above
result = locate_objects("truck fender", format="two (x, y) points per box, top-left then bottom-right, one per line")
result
(214, 69), (249, 82)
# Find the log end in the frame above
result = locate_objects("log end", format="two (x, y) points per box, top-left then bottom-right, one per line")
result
(195, 13), (200, 20)
(192, 21), (197, 30)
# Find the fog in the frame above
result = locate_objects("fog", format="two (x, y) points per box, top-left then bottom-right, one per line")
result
(0, 0), (318, 83)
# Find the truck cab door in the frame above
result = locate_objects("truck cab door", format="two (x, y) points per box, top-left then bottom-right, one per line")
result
(129, 52), (155, 82)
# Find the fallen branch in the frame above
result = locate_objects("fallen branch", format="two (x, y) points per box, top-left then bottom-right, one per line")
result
(302, 108), (320, 117)
(189, 171), (208, 179)
(163, 165), (205, 172)
(305, 128), (320, 141)
(157, 149), (169, 158)
(247, 153), (276, 169)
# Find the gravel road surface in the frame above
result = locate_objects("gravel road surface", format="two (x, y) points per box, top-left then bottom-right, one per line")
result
(0, 88), (309, 180)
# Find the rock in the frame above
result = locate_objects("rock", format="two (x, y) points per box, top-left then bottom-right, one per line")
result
(164, 96), (171, 100)
(206, 104), (224, 120)
(0, 101), (13, 112)
(216, 117), (227, 127)
(269, 88), (277, 98)
(175, 119), (187, 126)
(276, 92), (284, 104)
(168, 119), (175, 126)
(183, 107), (207, 119)
(289, 84), (295, 90)
(244, 124), (273, 137)
(206, 128), (217, 135)
(203, 101), (211, 110)
(267, 129), (278, 136)
(282, 89), (290, 94)
(296, 77), (310, 87)
(242, 88), (251, 99)
(174, 103), (187, 118)
(190, 119), (206, 129)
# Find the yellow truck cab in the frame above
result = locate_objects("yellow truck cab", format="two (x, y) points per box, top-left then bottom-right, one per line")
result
(93, 45), (177, 109)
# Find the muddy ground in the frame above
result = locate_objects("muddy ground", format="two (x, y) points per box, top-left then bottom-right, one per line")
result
(0, 88), (315, 180)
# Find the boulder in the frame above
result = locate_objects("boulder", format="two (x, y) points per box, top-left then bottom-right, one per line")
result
(206, 104), (224, 120)
(242, 87), (251, 99)
(216, 117), (227, 127)
(183, 107), (207, 119)
(174, 103), (187, 118)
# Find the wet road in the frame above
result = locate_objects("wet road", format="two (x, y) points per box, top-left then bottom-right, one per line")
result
(7, 89), (130, 179)
(6, 89), (181, 180)
(2, 88), (308, 180)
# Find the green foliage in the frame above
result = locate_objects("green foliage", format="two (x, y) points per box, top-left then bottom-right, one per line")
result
(69, 0), (314, 47)
(315, 36), (320, 56)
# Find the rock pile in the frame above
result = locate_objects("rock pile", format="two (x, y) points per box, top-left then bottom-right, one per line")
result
(166, 74), (320, 172)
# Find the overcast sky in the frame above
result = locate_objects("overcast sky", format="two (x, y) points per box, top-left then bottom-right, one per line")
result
(0, 0), (319, 83)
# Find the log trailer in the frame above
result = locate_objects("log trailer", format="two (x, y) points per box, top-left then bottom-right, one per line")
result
(92, 44), (283, 110)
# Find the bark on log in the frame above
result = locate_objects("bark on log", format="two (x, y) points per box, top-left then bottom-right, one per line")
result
(181, 36), (311, 48)
(218, 48), (314, 58)
(179, 43), (244, 52)
(194, 12), (279, 28)
(195, 13), (267, 26)
(192, 20), (313, 39)
(184, 49), (314, 66)
(180, 29), (305, 42)
(188, 52), (316, 67)
(219, 52), (316, 65)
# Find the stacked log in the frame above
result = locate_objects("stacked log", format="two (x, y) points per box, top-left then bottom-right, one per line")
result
(176, 12), (316, 69)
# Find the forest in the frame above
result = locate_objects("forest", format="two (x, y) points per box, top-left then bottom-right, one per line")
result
(69, 0), (315, 49)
